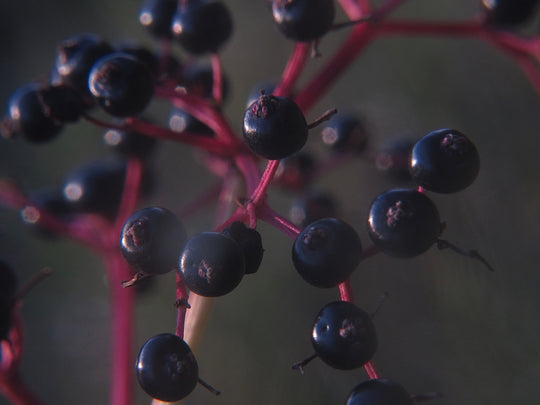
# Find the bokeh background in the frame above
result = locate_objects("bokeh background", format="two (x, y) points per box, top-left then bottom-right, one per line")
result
(1, 1), (539, 404)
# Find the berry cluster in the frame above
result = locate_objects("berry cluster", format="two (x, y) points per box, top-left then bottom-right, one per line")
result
(0, 1), (539, 405)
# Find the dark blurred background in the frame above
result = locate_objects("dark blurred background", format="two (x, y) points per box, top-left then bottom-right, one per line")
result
(1, 1), (539, 404)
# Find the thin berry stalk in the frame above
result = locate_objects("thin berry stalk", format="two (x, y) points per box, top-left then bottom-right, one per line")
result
(258, 204), (301, 239)
(274, 42), (311, 97)
(211, 54), (224, 104)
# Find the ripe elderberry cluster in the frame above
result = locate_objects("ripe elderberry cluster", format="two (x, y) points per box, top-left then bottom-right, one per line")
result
(1, 1), (539, 405)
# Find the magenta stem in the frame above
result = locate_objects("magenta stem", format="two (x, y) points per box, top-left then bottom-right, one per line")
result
(338, 280), (355, 302)
(364, 361), (381, 379)
(258, 204), (301, 239)
(211, 53), (224, 104)
(235, 153), (262, 197)
(114, 157), (143, 234)
(251, 160), (281, 204)
(106, 253), (135, 405)
(175, 272), (190, 338)
(274, 42), (311, 97)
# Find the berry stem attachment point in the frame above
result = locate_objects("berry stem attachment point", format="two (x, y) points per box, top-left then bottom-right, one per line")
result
(364, 360), (381, 379)
(291, 353), (318, 375)
(307, 108), (338, 130)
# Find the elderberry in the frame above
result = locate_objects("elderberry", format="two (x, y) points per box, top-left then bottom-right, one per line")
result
(179, 232), (245, 297)
(136, 333), (199, 402)
(409, 128), (480, 193)
(121, 207), (187, 275)
(345, 379), (413, 405)
(320, 112), (368, 152)
(271, 0), (336, 42)
(139, 0), (178, 39)
(482, 0), (540, 27)
(103, 128), (158, 158)
(367, 189), (442, 258)
(243, 93), (308, 160)
(292, 218), (361, 288)
(289, 190), (337, 228)
(172, 0), (233, 55)
(221, 221), (264, 275)
(312, 301), (377, 370)
(88, 53), (155, 118)
(0, 260), (17, 342)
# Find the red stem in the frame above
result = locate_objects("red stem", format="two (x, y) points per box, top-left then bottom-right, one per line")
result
(211, 53), (224, 104)
(251, 160), (281, 204)
(338, 280), (355, 302)
(364, 360), (381, 379)
(258, 204), (301, 239)
(114, 157), (143, 235)
(274, 43), (311, 97)
(175, 272), (190, 339)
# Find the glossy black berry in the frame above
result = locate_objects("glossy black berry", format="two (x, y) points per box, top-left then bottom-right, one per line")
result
(0, 299), (12, 342)
(121, 207), (187, 275)
(320, 112), (368, 152)
(3, 83), (63, 143)
(136, 333), (198, 402)
(139, 0), (178, 39)
(38, 84), (87, 123)
(51, 33), (113, 99)
(375, 136), (414, 181)
(272, 0), (335, 42)
(0, 260), (18, 299)
(103, 128), (158, 158)
(312, 301), (377, 370)
(274, 152), (315, 189)
(62, 157), (128, 220)
(88, 53), (154, 117)
(409, 128), (480, 193)
(169, 107), (213, 136)
(367, 189), (441, 258)
(221, 222), (264, 275)
(116, 43), (182, 82)
(243, 93), (308, 160)
(246, 80), (278, 108)
(482, 0), (540, 27)
(346, 379), (413, 405)
(292, 218), (361, 288)
(289, 190), (337, 228)
(179, 232), (245, 297)
(172, 0), (233, 55)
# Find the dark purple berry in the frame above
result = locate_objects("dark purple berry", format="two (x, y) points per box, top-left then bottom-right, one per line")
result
(274, 152), (315, 189)
(346, 379), (414, 405)
(172, 0), (233, 55)
(116, 43), (182, 82)
(3, 83), (63, 143)
(409, 128), (480, 193)
(367, 189), (441, 258)
(169, 107), (213, 136)
(136, 333), (198, 402)
(375, 136), (414, 181)
(289, 190), (337, 228)
(221, 222), (264, 275)
(320, 112), (368, 152)
(272, 0), (335, 42)
(38, 84), (87, 123)
(121, 207), (187, 275)
(179, 232), (245, 297)
(0, 260), (18, 299)
(292, 218), (361, 288)
(88, 53), (154, 117)
(181, 62), (229, 100)
(51, 33), (113, 100)
(62, 157), (129, 220)
(482, 0), (540, 27)
(139, 0), (178, 39)
(0, 299), (12, 342)
(312, 301), (377, 370)
(103, 128), (158, 158)
(243, 93), (308, 160)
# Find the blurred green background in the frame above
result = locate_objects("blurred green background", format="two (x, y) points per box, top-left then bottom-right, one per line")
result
(1, 1), (539, 404)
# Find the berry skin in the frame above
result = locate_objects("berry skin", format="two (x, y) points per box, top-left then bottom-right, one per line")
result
(367, 189), (441, 258)
(482, 0), (540, 27)
(320, 112), (368, 153)
(221, 221), (264, 275)
(121, 207), (187, 275)
(409, 128), (480, 193)
(272, 0), (336, 42)
(179, 232), (245, 297)
(243, 93), (308, 160)
(292, 218), (362, 288)
(311, 301), (377, 370)
(136, 333), (199, 402)
(171, 0), (233, 55)
(375, 136), (414, 181)
(3, 83), (63, 143)
(62, 157), (137, 220)
(103, 128), (158, 158)
(88, 53), (155, 117)
(0, 260), (17, 342)
(51, 33), (113, 100)
(139, 0), (178, 39)
(345, 379), (413, 405)
(289, 190), (337, 228)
